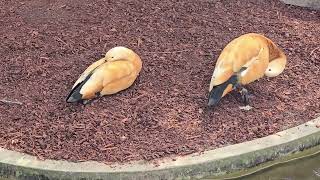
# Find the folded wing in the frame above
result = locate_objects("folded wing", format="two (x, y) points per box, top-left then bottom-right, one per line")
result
(72, 58), (106, 89)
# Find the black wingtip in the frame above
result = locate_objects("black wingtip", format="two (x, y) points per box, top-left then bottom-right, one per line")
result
(66, 93), (81, 103)
(66, 70), (96, 104)
(66, 82), (84, 103)
(66, 96), (79, 103)
(208, 75), (239, 107)
(208, 86), (223, 107)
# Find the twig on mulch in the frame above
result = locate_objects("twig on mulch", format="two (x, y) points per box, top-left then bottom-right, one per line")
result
(186, 135), (201, 140)
(310, 46), (320, 57)
(144, 49), (190, 54)
(0, 99), (23, 105)
(54, 37), (69, 46)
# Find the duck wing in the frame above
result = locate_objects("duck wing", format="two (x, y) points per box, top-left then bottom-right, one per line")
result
(66, 57), (106, 102)
(77, 60), (136, 100)
(71, 57), (106, 89)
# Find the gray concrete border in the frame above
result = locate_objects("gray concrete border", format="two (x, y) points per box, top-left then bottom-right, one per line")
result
(280, 0), (320, 9)
(1, 117), (320, 180)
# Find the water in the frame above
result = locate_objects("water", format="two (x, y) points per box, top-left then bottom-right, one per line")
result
(239, 153), (320, 180)
(206, 146), (320, 180)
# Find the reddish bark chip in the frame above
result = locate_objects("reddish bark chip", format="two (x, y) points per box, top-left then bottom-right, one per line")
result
(0, 0), (319, 163)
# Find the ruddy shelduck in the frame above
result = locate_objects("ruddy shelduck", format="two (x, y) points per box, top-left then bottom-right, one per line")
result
(208, 33), (287, 106)
(66, 46), (142, 104)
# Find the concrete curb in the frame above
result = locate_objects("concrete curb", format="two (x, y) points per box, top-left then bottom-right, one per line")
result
(1, 117), (320, 180)
(280, 0), (320, 9)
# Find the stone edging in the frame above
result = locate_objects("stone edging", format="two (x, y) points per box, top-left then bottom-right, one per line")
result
(280, 0), (320, 9)
(1, 116), (320, 180)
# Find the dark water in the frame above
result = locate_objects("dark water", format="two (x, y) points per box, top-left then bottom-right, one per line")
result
(237, 153), (320, 180)
(204, 147), (320, 180)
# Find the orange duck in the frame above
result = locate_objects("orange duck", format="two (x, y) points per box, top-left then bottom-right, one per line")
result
(66, 46), (142, 104)
(208, 33), (287, 106)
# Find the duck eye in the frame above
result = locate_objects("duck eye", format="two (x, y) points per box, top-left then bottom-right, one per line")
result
(111, 56), (114, 59)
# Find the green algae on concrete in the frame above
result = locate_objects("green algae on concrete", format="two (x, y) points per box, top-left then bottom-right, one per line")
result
(207, 142), (320, 179)
(0, 117), (320, 180)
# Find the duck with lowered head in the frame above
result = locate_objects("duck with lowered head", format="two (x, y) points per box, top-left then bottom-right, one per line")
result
(208, 33), (287, 107)
(66, 46), (142, 104)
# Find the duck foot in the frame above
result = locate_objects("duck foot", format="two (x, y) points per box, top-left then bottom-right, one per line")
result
(240, 87), (249, 106)
(234, 84), (250, 106)
(237, 87), (253, 110)
(239, 105), (253, 111)
(82, 99), (93, 105)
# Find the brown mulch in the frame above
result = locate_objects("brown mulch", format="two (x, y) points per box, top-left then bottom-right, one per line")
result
(0, 0), (319, 163)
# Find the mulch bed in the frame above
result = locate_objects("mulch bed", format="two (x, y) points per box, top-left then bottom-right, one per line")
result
(0, 0), (319, 163)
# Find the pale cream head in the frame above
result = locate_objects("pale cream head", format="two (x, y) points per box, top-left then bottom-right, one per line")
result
(264, 57), (287, 77)
(105, 46), (136, 62)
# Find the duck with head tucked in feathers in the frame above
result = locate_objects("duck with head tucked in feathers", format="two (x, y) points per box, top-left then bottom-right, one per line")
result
(66, 46), (142, 104)
(208, 33), (287, 107)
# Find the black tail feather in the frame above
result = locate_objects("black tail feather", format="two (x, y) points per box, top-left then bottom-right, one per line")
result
(208, 75), (238, 106)
(66, 73), (93, 103)
(66, 82), (84, 103)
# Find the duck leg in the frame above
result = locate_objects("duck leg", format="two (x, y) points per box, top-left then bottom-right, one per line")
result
(82, 99), (93, 105)
(234, 84), (249, 106)
(234, 67), (250, 106)
(240, 87), (249, 106)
